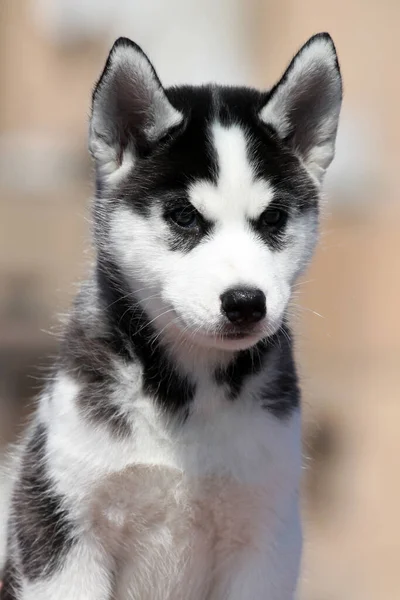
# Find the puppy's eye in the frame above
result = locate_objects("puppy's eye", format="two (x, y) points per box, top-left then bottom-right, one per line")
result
(260, 208), (287, 229)
(169, 208), (199, 230)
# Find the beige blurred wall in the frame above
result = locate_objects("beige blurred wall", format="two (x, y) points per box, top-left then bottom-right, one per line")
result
(0, 1), (99, 317)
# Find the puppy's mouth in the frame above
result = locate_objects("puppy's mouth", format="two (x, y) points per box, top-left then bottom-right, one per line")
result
(223, 331), (248, 340)
(218, 327), (257, 341)
(186, 323), (265, 351)
(162, 309), (268, 351)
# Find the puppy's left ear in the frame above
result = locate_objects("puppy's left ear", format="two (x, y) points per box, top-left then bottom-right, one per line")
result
(89, 37), (183, 182)
(260, 33), (342, 183)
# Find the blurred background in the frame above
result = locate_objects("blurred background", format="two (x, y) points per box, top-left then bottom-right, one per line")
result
(1, 1), (399, 598)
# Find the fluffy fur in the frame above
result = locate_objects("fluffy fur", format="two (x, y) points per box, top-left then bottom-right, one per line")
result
(1, 33), (342, 599)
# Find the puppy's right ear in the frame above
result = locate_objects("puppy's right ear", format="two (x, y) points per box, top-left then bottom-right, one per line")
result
(89, 37), (183, 182)
(260, 33), (342, 184)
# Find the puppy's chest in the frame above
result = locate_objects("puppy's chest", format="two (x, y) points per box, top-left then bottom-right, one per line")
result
(123, 375), (277, 484)
(91, 464), (269, 600)
(87, 382), (298, 579)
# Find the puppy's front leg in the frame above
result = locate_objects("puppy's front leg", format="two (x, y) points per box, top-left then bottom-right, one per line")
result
(210, 504), (302, 600)
(7, 537), (112, 600)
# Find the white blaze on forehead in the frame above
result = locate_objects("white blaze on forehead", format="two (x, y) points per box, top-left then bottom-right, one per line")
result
(188, 122), (274, 222)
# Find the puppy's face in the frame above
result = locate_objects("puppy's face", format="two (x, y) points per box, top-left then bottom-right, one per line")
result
(108, 119), (318, 351)
(91, 36), (341, 351)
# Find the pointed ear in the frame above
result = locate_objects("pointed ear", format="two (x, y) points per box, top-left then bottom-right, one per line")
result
(260, 33), (342, 183)
(89, 37), (183, 182)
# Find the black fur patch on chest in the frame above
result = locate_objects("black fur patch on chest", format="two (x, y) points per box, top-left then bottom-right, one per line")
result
(214, 326), (300, 417)
(214, 342), (266, 399)
(96, 262), (196, 420)
(1, 558), (21, 599)
(259, 365), (300, 418)
(61, 314), (133, 438)
(11, 424), (76, 581)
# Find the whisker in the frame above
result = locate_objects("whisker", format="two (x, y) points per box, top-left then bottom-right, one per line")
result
(289, 303), (325, 319)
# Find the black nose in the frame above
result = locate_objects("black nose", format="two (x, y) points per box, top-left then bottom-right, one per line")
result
(220, 287), (266, 325)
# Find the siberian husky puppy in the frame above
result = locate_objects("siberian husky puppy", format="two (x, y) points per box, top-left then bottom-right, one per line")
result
(2, 33), (342, 600)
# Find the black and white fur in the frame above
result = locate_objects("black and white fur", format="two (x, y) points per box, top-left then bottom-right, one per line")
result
(2, 33), (342, 600)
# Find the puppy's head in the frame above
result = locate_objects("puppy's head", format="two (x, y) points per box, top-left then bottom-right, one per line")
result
(90, 35), (342, 352)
